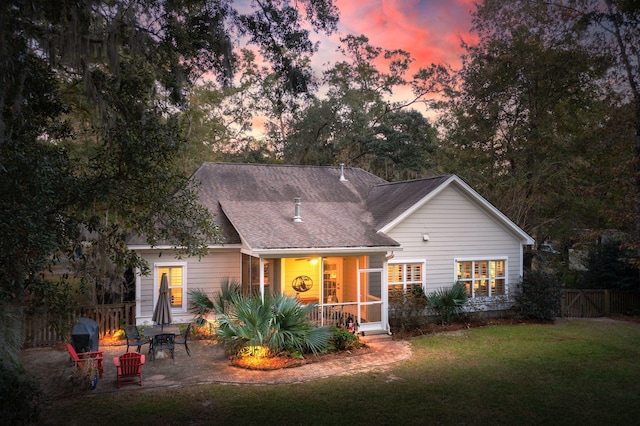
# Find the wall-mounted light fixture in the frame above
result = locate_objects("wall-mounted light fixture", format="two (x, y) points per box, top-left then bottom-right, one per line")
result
(422, 234), (430, 241)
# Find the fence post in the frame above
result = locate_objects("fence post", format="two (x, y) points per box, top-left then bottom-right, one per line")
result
(604, 289), (610, 316)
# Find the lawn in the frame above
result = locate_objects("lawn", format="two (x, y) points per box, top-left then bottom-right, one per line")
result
(39, 319), (640, 425)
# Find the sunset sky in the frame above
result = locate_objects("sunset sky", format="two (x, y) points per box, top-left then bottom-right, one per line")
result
(239, 0), (480, 131)
(312, 0), (478, 72)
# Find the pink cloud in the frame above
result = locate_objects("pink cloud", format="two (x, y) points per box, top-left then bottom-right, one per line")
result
(329, 0), (476, 69)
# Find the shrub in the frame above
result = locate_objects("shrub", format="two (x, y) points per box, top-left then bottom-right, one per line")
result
(190, 282), (332, 358)
(67, 358), (99, 393)
(427, 282), (468, 325)
(269, 294), (331, 356)
(388, 285), (430, 333)
(575, 239), (640, 290)
(330, 326), (361, 351)
(0, 361), (42, 425)
(189, 278), (242, 324)
(515, 270), (562, 320)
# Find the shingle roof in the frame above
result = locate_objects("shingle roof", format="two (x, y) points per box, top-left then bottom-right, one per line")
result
(129, 163), (534, 250)
(191, 163), (398, 250)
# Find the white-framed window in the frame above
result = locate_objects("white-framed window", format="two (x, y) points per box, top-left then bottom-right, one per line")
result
(456, 259), (506, 298)
(388, 261), (425, 292)
(154, 262), (187, 312)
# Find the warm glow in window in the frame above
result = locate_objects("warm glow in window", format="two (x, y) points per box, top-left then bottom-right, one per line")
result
(388, 263), (423, 292)
(158, 266), (183, 308)
(456, 260), (506, 298)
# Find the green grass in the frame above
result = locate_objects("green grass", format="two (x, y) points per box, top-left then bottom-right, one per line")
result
(40, 319), (640, 425)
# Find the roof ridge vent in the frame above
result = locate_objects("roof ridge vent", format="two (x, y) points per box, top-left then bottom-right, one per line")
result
(293, 197), (302, 222)
(339, 163), (348, 182)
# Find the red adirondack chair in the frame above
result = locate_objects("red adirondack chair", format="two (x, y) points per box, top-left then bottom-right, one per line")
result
(113, 352), (145, 388)
(67, 343), (104, 379)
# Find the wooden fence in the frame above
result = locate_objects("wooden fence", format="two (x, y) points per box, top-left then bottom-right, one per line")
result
(561, 290), (640, 318)
(23, 303), (135, 348)
(22, 291), (639, 346)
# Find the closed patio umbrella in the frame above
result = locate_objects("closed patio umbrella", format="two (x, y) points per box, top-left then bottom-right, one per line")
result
(152, 273), (173, 330)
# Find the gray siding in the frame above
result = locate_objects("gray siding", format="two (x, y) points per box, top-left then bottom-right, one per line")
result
(136, 249), (241, 325)
(386, 185), (523, 308)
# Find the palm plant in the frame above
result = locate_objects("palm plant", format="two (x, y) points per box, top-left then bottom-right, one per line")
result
(189, 278), (331, 358)
(269, 295), (331, 356)
(216, 291), (274, 356)
(189, 278), (241, 325)
(428, 282), (469, 325)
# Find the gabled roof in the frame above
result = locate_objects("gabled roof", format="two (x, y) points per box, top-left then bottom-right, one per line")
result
(372, 174), (535, 245)
(191, 163), (398, 252)
(129, 163), (534, 251)
(367, 175), (453, 229)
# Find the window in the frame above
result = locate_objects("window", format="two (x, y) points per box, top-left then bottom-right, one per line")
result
(388, 262), (424, 292)
(242, 255), (279, 296)
(156, 264), (186, 310)
(456, 259), (506, 298)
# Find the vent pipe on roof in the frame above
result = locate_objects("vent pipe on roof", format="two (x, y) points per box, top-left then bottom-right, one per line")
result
(339, 163), (348, 182)
(293, 197), (302, 222)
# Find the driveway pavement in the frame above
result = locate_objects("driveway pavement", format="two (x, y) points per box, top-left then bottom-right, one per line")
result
(20, 334), (411, 395)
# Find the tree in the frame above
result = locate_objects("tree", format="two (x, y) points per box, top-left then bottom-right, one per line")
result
(436, 0), (614, 244)
(576, 238), (640, 290)
(558, 0), (640, 271)
(282, 35), (444, 180)
(0, 0), (339, 367)
(176, 50), (285, 173)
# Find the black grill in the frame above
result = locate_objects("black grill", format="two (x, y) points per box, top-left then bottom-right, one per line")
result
(71, 318), (100, 353)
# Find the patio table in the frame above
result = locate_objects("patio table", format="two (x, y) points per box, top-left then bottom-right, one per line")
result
(144, 326), (180, 360)
(144, 326), (180, 338)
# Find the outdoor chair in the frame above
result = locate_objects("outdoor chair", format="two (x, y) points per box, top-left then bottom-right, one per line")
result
(113, 352), (145, 388)
(174, 323), (192, 356)
(67, 343), (104, 378)
(124, 325), (150, 353)
(151, 333), (175, 360)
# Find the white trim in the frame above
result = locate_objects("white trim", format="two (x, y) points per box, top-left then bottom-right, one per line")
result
(387, 258), (426, 264)
(519, 244), (525, 278)
(259, 257), (265, 302)
(356, 256), (386, 333)
(387, 259), (427, 292)
(135, 268), (142, 320)
(454, 257), (509, 298)
(153, 261), (188, 314)
(454, 256), (509, 262)
(251, 246), (401, 257)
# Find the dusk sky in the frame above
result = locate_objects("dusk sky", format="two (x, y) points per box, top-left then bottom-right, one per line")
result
(312, 0), (478, 73)
(240, 1), (480, 130)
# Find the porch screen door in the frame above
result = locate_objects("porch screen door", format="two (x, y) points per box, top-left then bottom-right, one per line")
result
(357, 255), (384, 333)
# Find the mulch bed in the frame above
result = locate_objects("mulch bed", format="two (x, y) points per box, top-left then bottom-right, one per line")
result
(231, 345), (373, 370)
(97, 334), (373, 371)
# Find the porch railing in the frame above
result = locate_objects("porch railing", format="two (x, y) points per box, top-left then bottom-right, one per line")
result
(307, 303), (359, 328)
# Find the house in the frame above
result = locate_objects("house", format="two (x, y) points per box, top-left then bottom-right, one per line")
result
(128, 162), (535, 334)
